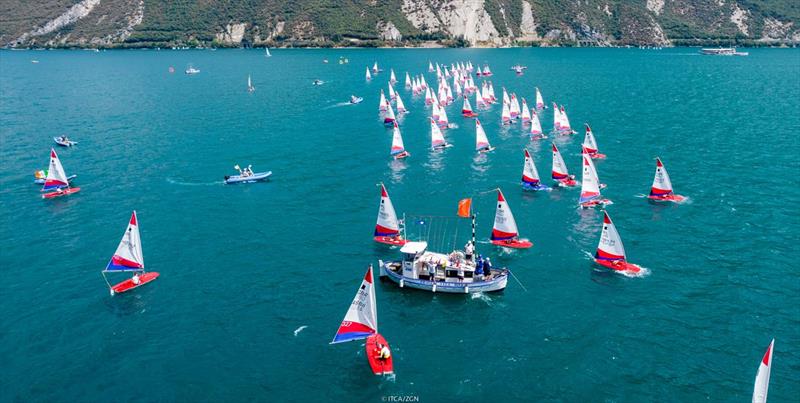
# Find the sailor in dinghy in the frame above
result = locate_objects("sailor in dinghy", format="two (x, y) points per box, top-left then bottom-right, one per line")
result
(530, 110), (546, 140)
(430, 118), (451, 150)
(551, 143), (577, 187)
(579, 154), (612, 208)
(331, 265), (394, 376)
(475, 119), (495, 153)
(373, 183), (407, 246)
(648, 158), (686, 203)
(583, 124), (605, 159)
(490, 189), (533, 249)
(593, 211), (643, 275)
(390, 122), (409, 159)
(522, 149), (551, 191)
(102, 211), (160, 295)
(41, 148), (80, 199)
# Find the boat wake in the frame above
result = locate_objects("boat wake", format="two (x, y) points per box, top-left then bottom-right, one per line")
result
(166, 178), (222, 186)
(470, 292), (492, 304)
(293, 325), (308, 336)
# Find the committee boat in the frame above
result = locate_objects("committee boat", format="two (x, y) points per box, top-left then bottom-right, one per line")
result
(331, 265), (394, 376)
(102, 211), (159, 295)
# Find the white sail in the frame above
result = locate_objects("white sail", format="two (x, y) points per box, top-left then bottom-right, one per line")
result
(530, 111), (543, 135)
(560, 106), (573, 131)
(510, 94), (521, 117)
(405, 72), (411, 88)
(475, 119), (491, 151)
(106, 211), (144, 271)
(428, 61), (434, 72)
(331, 266), (378, 344)
(596, 211), (626, 261)
(375, 184), (400, 236)
(491, 190), (519, 240)
(424, 87), (433, 104)
(551, 143), (570, 179)
(390, 123), (405, 155)
(583, 124), (599, 152)
(522, 148), (541, 184)
(752, 339), (774, 403)
(553, 103), (562, 131)
(521, 99), (531, 122)
(43, 148), (69, 190)
(462, 95), (473, 113)
(501, 102), (511, 123)
(650, 158), (675, 196)
(431, 118), (447, 148)
(431, 101), (441, 121)
(384, 102), (396, 121)
(395, 94), (407, 113)
(373, 61), (379, 73)
(535, 87), (544, 109)
(379, 90), (387, 111)
(388, 84), (396, 100)
(438, 104), (449, 126)
(502, 88), (510, 105)
(366, 67), (372, 80)
(580, 155), (602, 202)
(390, 69), (397, 83)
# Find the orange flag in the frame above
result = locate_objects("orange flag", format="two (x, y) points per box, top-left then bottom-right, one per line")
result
(457, 198), (472, 217)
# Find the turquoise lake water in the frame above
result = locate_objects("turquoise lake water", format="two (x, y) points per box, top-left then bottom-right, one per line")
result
(1, 48), (799, 402)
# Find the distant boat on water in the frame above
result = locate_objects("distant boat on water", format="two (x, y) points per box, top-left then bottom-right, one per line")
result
(265, 48), (272, 57)
(700, 47), (748, 56)
(185, 64), (200, 74)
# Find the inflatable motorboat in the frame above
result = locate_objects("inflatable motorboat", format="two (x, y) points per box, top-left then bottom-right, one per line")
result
(224, 171), (272, 184)
(53, 137), (77, 147)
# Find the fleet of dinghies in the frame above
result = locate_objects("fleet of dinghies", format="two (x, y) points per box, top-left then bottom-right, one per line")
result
(30, 57), (740, 384)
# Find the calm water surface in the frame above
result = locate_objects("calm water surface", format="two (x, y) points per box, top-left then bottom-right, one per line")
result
(1, 48), (799, 402)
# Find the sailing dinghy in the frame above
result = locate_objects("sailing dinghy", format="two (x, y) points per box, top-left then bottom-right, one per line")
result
(752, 339), (774, 403)
(383, 102), (396, 126)
(579, 154), (612, 208)
(594, 211), (642, 275)
(395, 94), (408, 114)
(42, 149), (80, 199)
(247, 75), (255, 92)
(462, 95), (478, 118)
(522, 149), (551, 191)
(431, 118), (451, 150)
(331, 265), (394, 376)
(475, 119), (494, 153)
(530, 111), (545, 140)
(390, 122), (409, 159)
(583, 124), (605, 159)
(374, 184), (406, 246)
(648, 158), (686, 202)
(366, 67), (372, 81)
(102, 211), (159, 295)
(535, 87), (545, 110)
(491, 189), (533, 249)
(551, 143), (577, 187)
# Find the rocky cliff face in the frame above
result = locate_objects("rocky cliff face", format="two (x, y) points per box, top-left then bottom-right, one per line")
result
(2, 0), (798, 48)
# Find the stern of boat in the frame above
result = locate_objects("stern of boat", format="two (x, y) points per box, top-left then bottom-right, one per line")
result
(378, 260), (386, 278)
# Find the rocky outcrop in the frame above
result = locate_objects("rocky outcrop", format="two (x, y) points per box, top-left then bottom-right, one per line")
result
(646, 0), (664, 16)
(759, 18), (797, 42)
(730, 3), (749, 36)
(433, 0), (503, 45)
(377, 21), (402, 41)
(518, 1), (539, 41)
(215, 23), (247, 44)
(14, 0), (101, 45)
(401, 0), (441, 33)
